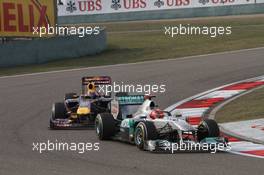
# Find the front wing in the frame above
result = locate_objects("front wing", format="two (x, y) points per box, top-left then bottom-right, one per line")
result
(144, 137), (229, 153)
(50, 118), (95, 129)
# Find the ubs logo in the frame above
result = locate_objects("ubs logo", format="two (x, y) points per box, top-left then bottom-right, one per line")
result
(154, 0), (165, 8)
(66, 0), (77, 13)
(111, 0), (121, 10)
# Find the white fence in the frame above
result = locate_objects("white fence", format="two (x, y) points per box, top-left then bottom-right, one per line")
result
(58, 0), (261, 16)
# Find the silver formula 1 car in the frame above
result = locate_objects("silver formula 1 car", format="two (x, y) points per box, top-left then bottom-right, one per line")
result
(95, 95), (228, 152)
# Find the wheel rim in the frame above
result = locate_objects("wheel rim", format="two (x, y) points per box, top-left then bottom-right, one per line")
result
(95, 120), (101, 135)
(135, 128), (144, 145)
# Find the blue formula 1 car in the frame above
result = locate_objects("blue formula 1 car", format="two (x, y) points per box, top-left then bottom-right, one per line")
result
(49, 76), (112, 129)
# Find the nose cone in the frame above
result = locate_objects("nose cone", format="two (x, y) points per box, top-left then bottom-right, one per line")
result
(77, 107), (91, 115)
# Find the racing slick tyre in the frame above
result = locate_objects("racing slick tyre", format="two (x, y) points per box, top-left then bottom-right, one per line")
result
(64, 93), (77, 100)
(134, 121), (158, 150)
(197, 119), (220, 142)
(50, 102), (67, 129)
(51, 102), (67, 120)
(95, 113), (116, 140)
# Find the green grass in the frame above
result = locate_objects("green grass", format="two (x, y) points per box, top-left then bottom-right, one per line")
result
(1, 15), (264, 76)
(216, 86), (264, 123)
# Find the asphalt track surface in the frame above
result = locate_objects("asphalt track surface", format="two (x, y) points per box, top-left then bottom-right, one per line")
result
(1, 48), (264, 175)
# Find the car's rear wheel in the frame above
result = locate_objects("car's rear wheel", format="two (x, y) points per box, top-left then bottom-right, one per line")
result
(134, 121), (158, 150)
(197, 119), (220, 142)
(95, 113), (116, 140)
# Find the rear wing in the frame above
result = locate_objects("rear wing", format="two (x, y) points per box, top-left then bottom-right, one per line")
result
(117, 95), (145, 105)
(81, 76), (112, 94)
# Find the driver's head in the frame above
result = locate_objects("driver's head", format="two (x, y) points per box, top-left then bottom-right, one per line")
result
(87, 83), (97, 96)
(149, 109), (164, 119)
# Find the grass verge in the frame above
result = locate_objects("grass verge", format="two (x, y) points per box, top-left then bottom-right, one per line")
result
(216, 86), (264, 123)
(1, 15), (264, 76)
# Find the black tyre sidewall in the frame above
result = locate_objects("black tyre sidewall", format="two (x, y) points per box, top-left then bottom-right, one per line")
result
(197, 119), (220, 142)
(52, 102), (67, 120)
(135, 123), (146, 150)
(135, 121), (157, 150)
(206, 119), (220, 137)
(95, 115), (103, 140)
(95, 113), (116, 140)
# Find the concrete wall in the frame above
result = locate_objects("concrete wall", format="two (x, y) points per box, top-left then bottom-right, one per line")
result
(0, 30), (107, 67)
(1, 3), (263, 67)
(58, 4), (264, 24)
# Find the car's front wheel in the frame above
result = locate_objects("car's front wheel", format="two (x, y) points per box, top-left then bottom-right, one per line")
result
(134, 121), (157, 150)
(51, 102), (67, 120)
(197, 119), (220, 142)
(50, 102), (67, 129)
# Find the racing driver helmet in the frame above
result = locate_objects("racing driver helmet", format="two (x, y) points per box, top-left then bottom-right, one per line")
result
(87, 83), (98, 98)
(149, 109), (165, 119)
